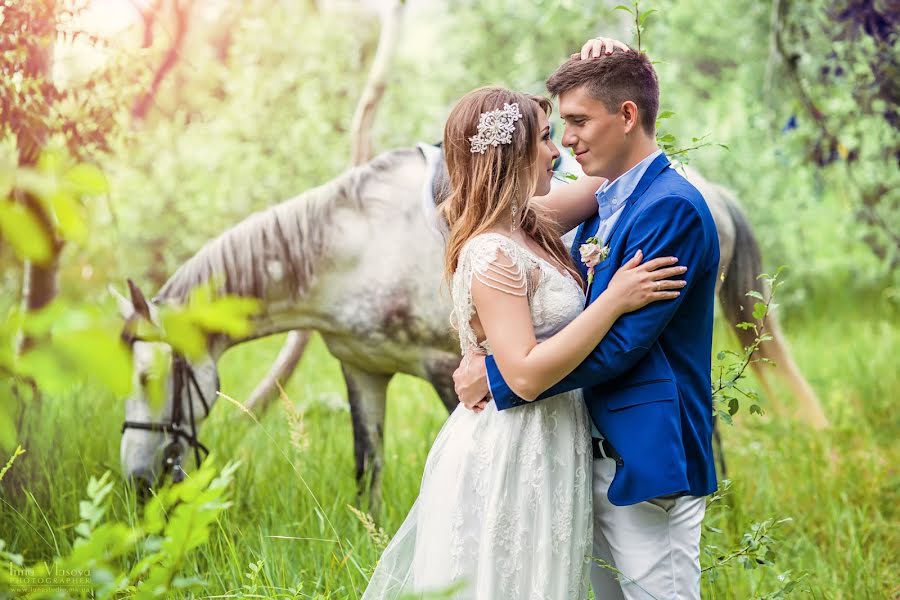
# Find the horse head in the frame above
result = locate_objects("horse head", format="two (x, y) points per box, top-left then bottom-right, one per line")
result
(111, 280), (220, 498)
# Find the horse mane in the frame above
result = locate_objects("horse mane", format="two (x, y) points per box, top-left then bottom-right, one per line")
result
(155, 148), (423, 305)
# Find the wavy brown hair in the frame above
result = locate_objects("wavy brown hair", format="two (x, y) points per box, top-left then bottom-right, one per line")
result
(439, 86), (583, 288)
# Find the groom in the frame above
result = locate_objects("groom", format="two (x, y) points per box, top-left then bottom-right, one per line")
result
(453, 42), (719, 599)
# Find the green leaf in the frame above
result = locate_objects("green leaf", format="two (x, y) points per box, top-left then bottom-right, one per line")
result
(657, 110), (675, 120)
(16, 346), (73, 395)
(0, 201), (53, 263)
(55, 328), (133, 397)
(162, 311), (207, 359)
(51, 190), (87, 242)
(752, 302), (768, 320)
(745, 290), (765, 301)
(64, 163), (109, 195)
(638, 8), (657, 25)
(187, 295), (259, 338)
(613, 4), (633, 14)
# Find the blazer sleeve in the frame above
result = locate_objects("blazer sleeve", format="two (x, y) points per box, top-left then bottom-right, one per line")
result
(490, 195), (711, 410)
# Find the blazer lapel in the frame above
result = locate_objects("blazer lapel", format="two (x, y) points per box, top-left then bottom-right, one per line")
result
(584, 153), (671, 301)
(602, 153), (671, 247)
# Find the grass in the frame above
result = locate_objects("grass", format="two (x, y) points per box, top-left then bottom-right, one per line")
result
(1, 293), (898, 599)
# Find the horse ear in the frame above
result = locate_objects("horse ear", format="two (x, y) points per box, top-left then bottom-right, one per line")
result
(127, 279), (152, 322)
(109, 284), (134, 320)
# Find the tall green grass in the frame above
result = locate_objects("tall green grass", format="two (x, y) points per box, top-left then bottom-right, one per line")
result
(1, 293), (897, 598)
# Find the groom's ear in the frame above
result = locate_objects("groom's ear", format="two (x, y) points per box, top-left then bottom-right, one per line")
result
(621, 100), (640, 134)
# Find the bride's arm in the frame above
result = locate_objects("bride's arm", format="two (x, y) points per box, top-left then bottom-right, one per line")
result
(472, 250), (684, 401)
(532, 174), (606, 233)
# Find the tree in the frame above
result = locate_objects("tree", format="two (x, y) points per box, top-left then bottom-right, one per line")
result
(2, 0), (61, 357)
(1, 0), (123, 396)
(131, 0), (194, 120)
(772, 0), (899, 267)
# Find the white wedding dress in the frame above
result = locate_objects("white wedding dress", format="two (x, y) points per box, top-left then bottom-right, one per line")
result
(362, 232), (592, 599)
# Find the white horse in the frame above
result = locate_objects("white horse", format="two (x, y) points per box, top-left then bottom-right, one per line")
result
(113, 144), (828, 506)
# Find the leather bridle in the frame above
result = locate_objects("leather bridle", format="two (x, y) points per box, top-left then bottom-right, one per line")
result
(121, 353), (214, 481)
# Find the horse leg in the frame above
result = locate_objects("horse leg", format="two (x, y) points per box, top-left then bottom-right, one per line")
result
(244, 330), (311, 416)
(342, 363), (391, 516)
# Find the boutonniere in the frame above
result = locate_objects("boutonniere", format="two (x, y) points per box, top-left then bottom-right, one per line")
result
(579, 236), (610, 286)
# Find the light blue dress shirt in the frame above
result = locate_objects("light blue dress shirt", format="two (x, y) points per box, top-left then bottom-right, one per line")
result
(592, 149), (664, 245)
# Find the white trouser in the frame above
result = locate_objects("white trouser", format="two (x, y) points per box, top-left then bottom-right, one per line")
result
(590, 458), (706, 600)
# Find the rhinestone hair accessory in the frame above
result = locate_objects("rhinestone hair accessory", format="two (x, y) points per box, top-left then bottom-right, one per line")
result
(469, 102), (523, 154)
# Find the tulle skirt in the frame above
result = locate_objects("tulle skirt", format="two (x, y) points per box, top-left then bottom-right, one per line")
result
(362, 390), (592, 599)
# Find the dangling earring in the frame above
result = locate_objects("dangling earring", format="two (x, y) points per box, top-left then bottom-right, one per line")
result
(511, 182), (519, 231)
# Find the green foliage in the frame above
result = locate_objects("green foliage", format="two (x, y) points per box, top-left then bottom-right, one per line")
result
(702, 482), (810, 598)
(647, 0), (897, 299)
(0, 455), (238, 599)
(0, 445), (24, 483)
(713, 268), (786, 425)
(614, 1), (657, 53)
(775, 0), (898, 256)
(0, 153), (260, 451)
(0, 319), (896, 596)
(157, 284), (260, 360)
(0, 145), (109, 264)
(0, 0), (133, 160)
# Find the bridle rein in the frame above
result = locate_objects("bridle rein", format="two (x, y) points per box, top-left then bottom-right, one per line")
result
(121, 351), (214, 481)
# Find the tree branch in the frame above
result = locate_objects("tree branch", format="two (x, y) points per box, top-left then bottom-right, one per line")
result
(132, 0), (191, 120)
(349, 0), (405, 166)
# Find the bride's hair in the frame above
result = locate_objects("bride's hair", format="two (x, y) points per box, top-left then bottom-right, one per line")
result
(439, 86), (583, 287)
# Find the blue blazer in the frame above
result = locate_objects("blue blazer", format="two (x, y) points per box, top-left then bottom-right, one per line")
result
(486, 153), (720, 506)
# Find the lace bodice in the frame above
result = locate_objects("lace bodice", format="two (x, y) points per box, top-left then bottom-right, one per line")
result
(451, 232), (585, 355)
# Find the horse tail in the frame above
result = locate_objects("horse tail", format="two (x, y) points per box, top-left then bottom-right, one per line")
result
(718, 192), (829, 429)
(719, 192), (764, 349)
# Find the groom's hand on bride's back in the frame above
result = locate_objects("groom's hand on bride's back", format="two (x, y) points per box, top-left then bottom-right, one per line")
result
(453, 355), (491, 412)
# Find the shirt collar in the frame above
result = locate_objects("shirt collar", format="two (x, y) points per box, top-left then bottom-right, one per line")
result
(595, 149), (664, 212)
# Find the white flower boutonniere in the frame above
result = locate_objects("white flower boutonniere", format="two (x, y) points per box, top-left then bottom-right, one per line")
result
(579, 236), (610, 286)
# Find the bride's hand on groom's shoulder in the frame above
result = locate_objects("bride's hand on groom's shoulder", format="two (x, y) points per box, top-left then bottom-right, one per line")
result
(606, 250), (688, 314)
(453, 354), (491, 412)
(571, 37), (633, 60)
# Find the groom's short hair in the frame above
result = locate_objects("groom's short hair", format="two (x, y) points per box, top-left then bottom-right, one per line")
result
(546, 49), (659, 135)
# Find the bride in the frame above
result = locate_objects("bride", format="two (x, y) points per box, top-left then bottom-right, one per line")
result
(362, 86), (686, 599)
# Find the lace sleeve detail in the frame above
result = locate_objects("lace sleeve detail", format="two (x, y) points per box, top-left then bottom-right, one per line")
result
(471, 245), (527, 296)
(451, 233), (531, 354)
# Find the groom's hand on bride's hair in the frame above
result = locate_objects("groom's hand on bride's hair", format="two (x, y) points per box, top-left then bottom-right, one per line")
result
(453, 354), (491, 412)
(570, 37), (632, 60)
